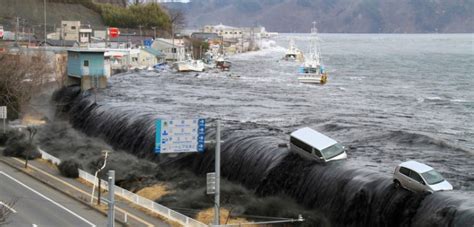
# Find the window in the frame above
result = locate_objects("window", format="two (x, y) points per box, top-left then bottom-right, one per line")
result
(399, 167), (410, 176)
(171, 48), (177, 53)
(290, 137), (312, 154)
(83, 60), (89, 67)
(409, 171), (424, 184)
(321, 143), (345, 159)
(71, 26), (76, 30)
(421, 170), (445, 185)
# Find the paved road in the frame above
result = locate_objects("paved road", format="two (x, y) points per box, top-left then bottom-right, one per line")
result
(0, 161), (108, 227)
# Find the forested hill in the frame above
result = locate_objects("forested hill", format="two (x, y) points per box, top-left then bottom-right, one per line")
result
(1, 0), (170, 32)
(165, 0), (473, 33)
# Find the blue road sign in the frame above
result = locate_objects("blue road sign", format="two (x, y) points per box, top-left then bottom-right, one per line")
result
(155, 119), (206, 154)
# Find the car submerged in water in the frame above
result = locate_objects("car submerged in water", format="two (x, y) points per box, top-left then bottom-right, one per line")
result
(290, 127), (347, 162)
(393, 160), (453, 193)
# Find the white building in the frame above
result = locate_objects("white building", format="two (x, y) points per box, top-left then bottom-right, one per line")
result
(202, 24), (243, 40)
(151, 38), (185, 62)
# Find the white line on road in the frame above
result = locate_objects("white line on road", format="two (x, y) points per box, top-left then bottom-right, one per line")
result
(32, 224), (37, 227)
(0, 201), (17, 213)
(0, 171), (96, 227)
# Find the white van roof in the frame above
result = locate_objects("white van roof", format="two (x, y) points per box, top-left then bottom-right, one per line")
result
(399, 160), (433, 173)
(290, 127), (338, 150)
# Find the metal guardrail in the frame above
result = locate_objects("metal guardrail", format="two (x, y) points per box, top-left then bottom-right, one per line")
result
(41, 149), (207, 227)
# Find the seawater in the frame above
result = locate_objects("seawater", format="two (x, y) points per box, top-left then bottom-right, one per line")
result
(101, 34), (473, 191)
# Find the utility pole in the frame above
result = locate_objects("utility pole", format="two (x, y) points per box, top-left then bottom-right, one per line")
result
(44, 0), (47, 45)
(15, 17), (19, 45)
(214, 120), (221, 226)
(138, 25), (143, 46)
(152, 26), (156, 39)
(107, 170), (115, 227)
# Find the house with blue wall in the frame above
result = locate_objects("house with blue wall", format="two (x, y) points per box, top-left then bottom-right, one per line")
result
(67, 49), (110, 90)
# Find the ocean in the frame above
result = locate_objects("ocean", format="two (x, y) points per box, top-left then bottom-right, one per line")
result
(101, 33), (473, 192)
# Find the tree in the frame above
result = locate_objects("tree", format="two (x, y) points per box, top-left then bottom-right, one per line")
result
(0, 51), (52, 120)
(168, 8), (186, 37)
(0, 199), (17, 225)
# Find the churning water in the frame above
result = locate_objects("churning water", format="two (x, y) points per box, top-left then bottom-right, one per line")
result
(56, 34), (474, 226)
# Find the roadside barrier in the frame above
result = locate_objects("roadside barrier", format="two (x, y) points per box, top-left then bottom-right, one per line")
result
(39, 149), (207, 227)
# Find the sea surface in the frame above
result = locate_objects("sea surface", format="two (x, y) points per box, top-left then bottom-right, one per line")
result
(100, 34), (473, 192)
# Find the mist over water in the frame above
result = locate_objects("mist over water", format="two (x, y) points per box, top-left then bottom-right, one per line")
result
(51, 34), (473, 226)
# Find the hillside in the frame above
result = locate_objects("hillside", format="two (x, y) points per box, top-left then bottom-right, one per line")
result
(165, 0), (474, 33)
(1, 0), (105, 31)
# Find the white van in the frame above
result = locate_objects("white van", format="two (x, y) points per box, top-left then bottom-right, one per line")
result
(290, 127), (347, 162)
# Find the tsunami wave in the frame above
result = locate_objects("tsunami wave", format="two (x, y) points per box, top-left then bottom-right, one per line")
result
(53, 86), (474, 226)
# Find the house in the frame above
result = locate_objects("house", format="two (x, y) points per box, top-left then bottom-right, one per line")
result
(66, 49), (110, 90)
(139, 48), (165, 68)
(151, 38), (185, 62)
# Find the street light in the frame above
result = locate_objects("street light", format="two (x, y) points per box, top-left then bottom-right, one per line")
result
(90, 150), (110, 205)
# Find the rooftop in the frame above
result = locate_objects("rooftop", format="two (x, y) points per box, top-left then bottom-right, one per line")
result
(399, 160), (434, 173)
(290, 127), (338, 150)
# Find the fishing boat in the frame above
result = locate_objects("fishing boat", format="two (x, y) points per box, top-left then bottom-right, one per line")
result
(284, 39), (304, 61)
(297, 22), (328, 84)
(215, 55), (232, 71)
(174, 54), (205, 72)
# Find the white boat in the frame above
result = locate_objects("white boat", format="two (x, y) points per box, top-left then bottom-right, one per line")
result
(284, 39), (304, 61)
(297, 22), (328, 84)
(215, 55), (232, 71)
(174, 54), (205, 72)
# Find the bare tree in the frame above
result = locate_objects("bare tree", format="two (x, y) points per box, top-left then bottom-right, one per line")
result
(168, 8), (186, 36)
(0, 51), (52, 119)
(0, 198), (18, 225)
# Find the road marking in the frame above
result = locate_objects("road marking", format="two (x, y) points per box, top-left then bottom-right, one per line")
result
(0, 201), (17, 213)
(12, 158), (154, 227)
(32, 224), (37, 227)
(0, 171), (96, 227)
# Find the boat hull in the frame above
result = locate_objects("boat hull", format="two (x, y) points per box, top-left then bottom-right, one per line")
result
(297, 74), (328, 84)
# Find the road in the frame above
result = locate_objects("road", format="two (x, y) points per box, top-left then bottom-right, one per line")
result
(0, 161), (108, 227)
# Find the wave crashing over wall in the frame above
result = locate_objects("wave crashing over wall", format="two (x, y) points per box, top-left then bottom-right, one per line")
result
(54, 87), (474, 226)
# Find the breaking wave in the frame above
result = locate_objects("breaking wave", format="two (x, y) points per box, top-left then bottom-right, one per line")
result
(53, 86), (474, 226)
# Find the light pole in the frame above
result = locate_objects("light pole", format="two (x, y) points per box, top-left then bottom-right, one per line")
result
(90, 150), (110, 205)
(43, 0), (47, 45)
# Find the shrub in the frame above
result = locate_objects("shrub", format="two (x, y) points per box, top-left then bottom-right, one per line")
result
(58, 159), (82, 178)
(3, 141), (40, 160)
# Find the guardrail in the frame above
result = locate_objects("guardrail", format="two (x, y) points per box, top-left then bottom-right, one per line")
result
(38, 148), (62, 165)
(40, 149), (207, 227)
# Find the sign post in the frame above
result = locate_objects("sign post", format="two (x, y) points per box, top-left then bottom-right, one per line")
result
(214, 120), (221, 226)
(0, 106), (6, 133)
(155, 119), (206, 154)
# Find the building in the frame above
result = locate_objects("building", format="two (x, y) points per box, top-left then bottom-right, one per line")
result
(139, 48), (165, 68)
(151, 38), (185, 62)
(202, 24), (243, 40)
(60, 21), (81, 41)
(191, 32), (221, 43)
(66, 49), (110, 90)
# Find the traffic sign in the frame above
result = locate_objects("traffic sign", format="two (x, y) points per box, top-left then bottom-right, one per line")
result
(206, 172), (216, 194)
(0, 106), (6, 119)
(108, 27), (120, 38)
(155, 119), (206, 153)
